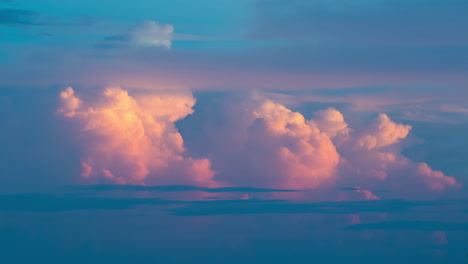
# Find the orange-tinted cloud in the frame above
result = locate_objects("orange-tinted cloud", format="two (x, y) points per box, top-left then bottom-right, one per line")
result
(58, 86), (215, 186)
(356, 113), (412, 150)
(58, 88), (459, 199)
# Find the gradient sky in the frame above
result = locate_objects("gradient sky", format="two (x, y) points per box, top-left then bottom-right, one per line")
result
(1, 0), (468, 263)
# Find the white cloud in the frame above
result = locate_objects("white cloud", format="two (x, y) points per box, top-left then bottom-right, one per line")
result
(128, 21), (174, 48)
(99, 21), (174, 49)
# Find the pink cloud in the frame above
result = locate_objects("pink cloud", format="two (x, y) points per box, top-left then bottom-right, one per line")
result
(58, 86), (216, 186)
(208, 94), (459, 198)
(57, 87), (460, 200)
(213, 96), (340, 189)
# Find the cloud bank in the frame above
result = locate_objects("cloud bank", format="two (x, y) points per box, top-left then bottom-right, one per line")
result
(58, 87), (460, 199)
(194, 93), (460, 198)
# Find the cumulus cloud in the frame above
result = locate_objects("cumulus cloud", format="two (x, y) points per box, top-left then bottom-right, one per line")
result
(198, 94), (459, 198)
(98, 21), (174, 49)
(334, 113), (459, 196)
(57, 87), (81, 117)
(58, 87), (215, 186)
(356, 113), (411, 150)
(57, 88), (459, 199)
(213, 96), (340, 190)
(309, 107), (351, 145)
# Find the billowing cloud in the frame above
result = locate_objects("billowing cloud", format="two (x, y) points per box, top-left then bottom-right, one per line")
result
(57, 88), (459, 199)
(309, 107), (351, 145)
(191, 93), (460, 198)
(215, 97), (341, 189)
(331, 113), (459, 196)
(356, 113), (411, 150)
(98, 21), (174, 49)
(58, 87), (215, 186)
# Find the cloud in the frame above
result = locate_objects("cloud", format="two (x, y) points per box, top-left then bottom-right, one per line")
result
(168, 199), (443, 216)
(2, 192), (460, 219)
(346, 220), (468, 231)
(98, 21), (174, 49)
(309, 107), (351, 145)
(441, 104), (468, 114)
(355, 113), (411, 150)
(56, 88), (460, 199)
(212, 95), (340, 190)
(0, 8), (52, 27)
(0, 193), (175, 212)
(417, 163), (458, 192)
(58, 87), (215, 186)
(68, 184), (299, 193)
(182, 93), (460, 198)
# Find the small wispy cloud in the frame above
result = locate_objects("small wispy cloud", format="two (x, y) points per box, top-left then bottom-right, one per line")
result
(346, 220), (468, 231)
(68, 184), (300, 193)
(441, 105), (468, 114)
(0, 8), (53, 27)
(97, 21), (174, 49)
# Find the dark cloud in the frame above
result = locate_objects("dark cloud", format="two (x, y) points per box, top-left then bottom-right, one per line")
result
(168, 199), (443, 216)
(347, 220), (468, 231)
(0, 8), (95, 29)
(68, 184), (299, 193)
(3, 191), (462, 216)
(0, 8), (52, 27)
(0, 193), (181, 212)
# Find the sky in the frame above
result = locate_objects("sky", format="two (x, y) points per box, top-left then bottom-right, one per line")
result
(0, 0), (468, 263)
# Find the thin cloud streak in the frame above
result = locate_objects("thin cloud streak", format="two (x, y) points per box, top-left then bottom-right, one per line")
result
(68, 184), (300, 193)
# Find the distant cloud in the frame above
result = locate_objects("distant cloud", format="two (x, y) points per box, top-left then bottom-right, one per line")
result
(347, 220), (468, 231)
(2, 192), (457, 215)
(0, 193), (176, 212)
(97, 21), (174, 49)
(69, 184), (299, 193)
(0, 8), (96, 29)
(0, 8), (52, 27)
(168, 199), (444, 216)
(441, 105), (468, 114)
